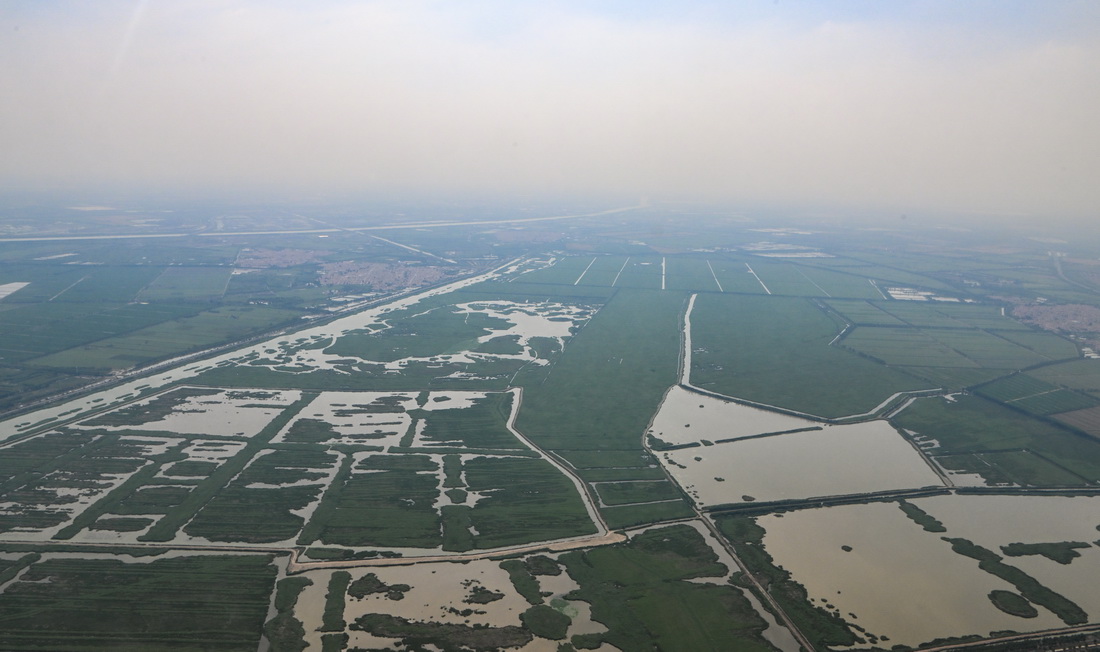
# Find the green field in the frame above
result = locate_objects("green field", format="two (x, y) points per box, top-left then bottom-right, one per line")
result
(29, 305), (301, 371)
(1031, 359), (1100, 397)
(842, 326), (1052, 370)
(826, 299), (907, 325)
(516, 288), (684, 450)
(690, 294), (932, 418)
(0, 554), (277, 651)
(893, 394), (1100, 485)
(137, 266), (234, 302)
(558, 525), (774, 651)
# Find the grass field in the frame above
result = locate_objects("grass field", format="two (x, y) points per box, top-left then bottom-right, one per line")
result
(559, 525), (773, 651)
(893, 394), (1100, 485)
(515, 288), (684, 450)
(826, 299), (907, 325)
(0, 302), (200, 364)
(29, 305), (301, 371)
(842, 327), (1051, 370)
(0, 554), (277, 651)
(137, 266), (234, 302)
(463, 456), (597, 548)
(1031, 359), (1100, 397)
(690, 294), (932, 418)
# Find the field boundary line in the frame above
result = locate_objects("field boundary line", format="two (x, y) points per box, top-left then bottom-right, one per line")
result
(744, 263), (771, 294)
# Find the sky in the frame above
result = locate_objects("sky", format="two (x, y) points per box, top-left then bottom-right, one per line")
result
(1, 1), (1098, 220)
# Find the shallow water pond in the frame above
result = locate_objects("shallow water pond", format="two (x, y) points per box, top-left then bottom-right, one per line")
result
(758, 501), (1063, 647)
(649, 386), (818, 447)
(662, 420), (942, 507)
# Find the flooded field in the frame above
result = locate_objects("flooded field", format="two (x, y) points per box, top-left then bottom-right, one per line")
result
(273, 391), (420, 447)
(74, 388), (300, 438)
(660, 420), (943, 506)
(757, 501), (1064, 647)
(648, 386), (818, 447)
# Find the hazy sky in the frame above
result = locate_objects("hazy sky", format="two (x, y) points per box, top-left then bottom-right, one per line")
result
(2, 1), (1098, 219)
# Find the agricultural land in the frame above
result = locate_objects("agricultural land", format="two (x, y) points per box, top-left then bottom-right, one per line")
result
(3, 200), (1100, 650)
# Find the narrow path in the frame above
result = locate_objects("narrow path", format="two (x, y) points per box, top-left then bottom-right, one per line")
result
(795, 266), (830, 297)
(574, 257), (597, 286)
(706, 260), (723, 292)
(611, 257), (630, 287)
(48, 276), (87, 301)
(869, 278), (889, 299)
(745, 263), (771, 294)
(368, 234), (457, 264)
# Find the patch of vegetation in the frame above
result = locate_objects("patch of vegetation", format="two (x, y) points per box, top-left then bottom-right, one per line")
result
(348, 573), (410, 600)
(898, 500), (946, 532)
(320, 633), (348, 652)
(283, 418), (341, 443)
(894, 394), (1100, 485)
(522, 605), (571, 640)
(1001, 541), (1092, 565)
(140, 393), (317, 541)
(515, 289), (684, 451)
(184, 448), (335, 543)
(314, 461), (441, 548)
(82, 387), (221, 427)
(465, 584), (504, 604)
(501, 559), (543, 605)
(0, 553), (39, 585)
(351, 613), (533, 650)
(265, 576), (313, 652)
(411, 392), (523, 450)
(988, 590), (1039, 618)
(297, 452), (354, 546)
(525, 555), (562, 576)
(321, 571), (351, 632)
(943, 537), (1087, 625)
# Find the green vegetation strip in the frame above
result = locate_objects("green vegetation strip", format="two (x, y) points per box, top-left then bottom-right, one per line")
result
(297, 451), (354, 546)
(264, 576), (313, 652)
(351, 613), (533, 649)
(897, 500), (946, 532)
(321, 571), (351, 632)
(500, 558), (543, 605)
(943, 537), (1087, 625)
(139, 393), (317, 541)
(1001, 541), (1092, 565)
